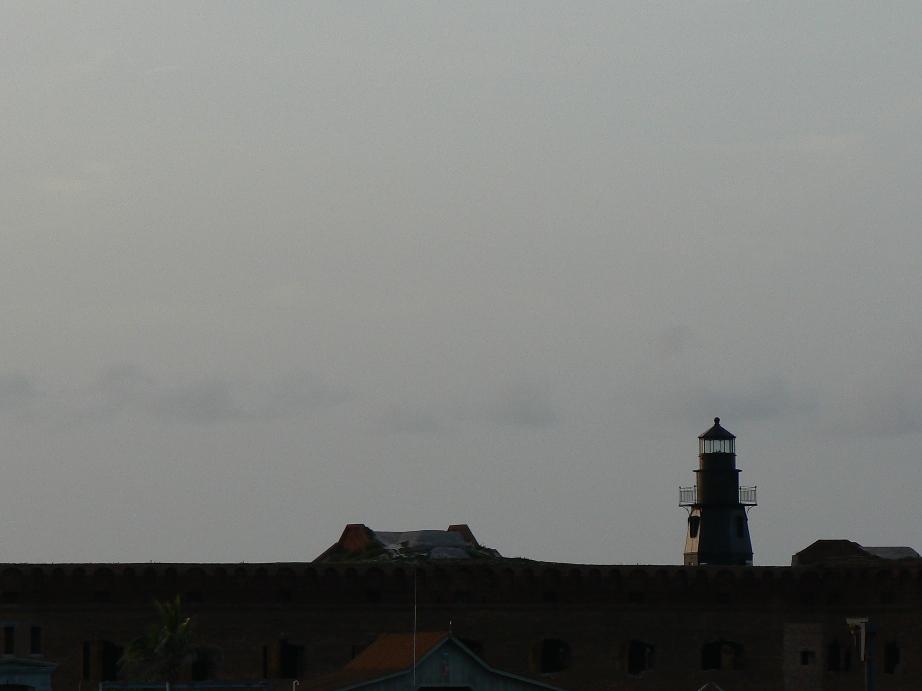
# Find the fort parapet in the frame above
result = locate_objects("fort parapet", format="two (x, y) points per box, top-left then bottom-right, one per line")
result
(2, 561), (921, 607)
(1, 560), (920, 691)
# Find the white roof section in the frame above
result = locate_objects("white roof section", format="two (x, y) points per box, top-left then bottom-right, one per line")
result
(373, 529), (472, 559)
(863, 546), (920, 560)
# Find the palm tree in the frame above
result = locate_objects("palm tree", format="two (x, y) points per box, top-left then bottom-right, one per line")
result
(122, 596), (222, 683)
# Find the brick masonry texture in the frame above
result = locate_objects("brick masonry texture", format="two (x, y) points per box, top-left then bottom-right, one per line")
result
(2, 561), (920, 690)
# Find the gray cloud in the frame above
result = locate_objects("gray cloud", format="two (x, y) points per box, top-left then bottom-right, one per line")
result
(92, 367), (348, 425)
(376, 407), (443, 436)
(95, 365), (155, 406)
(669, 378), (817, 427)
(822, 375), (922, 438)
(380, 377), (558, 434)
(1, 4), (921, 567)
(149, 379), (241, 425)
(231, 374), (351, 420)
(855, 391), (922, 437)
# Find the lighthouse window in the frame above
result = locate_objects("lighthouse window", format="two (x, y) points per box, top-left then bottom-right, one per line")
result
(700, 439), (735, 454)
(688, 516), (700, 539)
(735, 516), (745, 538)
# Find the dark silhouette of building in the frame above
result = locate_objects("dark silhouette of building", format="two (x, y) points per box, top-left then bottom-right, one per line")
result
(681, 418), (756, 566)
(2, 556), (919, 691)
(314, 524), (499, 562)
(793, 540), (920, 566)
(0, 421), (919, 690)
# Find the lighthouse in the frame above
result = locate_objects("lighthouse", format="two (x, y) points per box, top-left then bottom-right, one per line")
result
(680, 418), (756, 566)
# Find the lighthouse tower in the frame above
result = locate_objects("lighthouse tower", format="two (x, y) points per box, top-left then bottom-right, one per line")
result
(680, 418), (756, 566)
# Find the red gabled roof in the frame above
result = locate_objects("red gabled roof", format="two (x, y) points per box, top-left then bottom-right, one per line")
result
(305, 632), (568, 691)
(345, 631), (448, 670)
(304, 632), (448, 691)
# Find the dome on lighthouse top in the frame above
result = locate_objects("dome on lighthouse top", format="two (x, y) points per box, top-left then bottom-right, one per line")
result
(698, 417), (735, 454)
(699, 417), (736, 440)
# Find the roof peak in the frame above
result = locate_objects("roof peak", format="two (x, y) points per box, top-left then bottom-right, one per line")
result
(699, 417), (736, 440)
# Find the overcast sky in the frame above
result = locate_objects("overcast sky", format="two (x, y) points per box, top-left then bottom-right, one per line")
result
(1, 2), (920, 566)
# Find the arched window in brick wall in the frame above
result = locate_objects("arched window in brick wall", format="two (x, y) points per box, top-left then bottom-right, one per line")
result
(3, 624), (14, 655)
(827, 640), (851, 672)
(884, 642), (900, 674)
(701, 640), (743, 671)
(800, 650), (816, 665)
(189, 654), (211, 682)
(263, 639), (304, 679)
(617, 639), (654, 676)
(29, 625), (41, 655)
(82, 641), (123, 681)
(826, 640), (841, 671)
(531, 639), (570, 673)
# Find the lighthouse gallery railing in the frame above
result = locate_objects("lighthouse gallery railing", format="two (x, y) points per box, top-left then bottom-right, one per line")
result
(679, 486), (757, 506)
